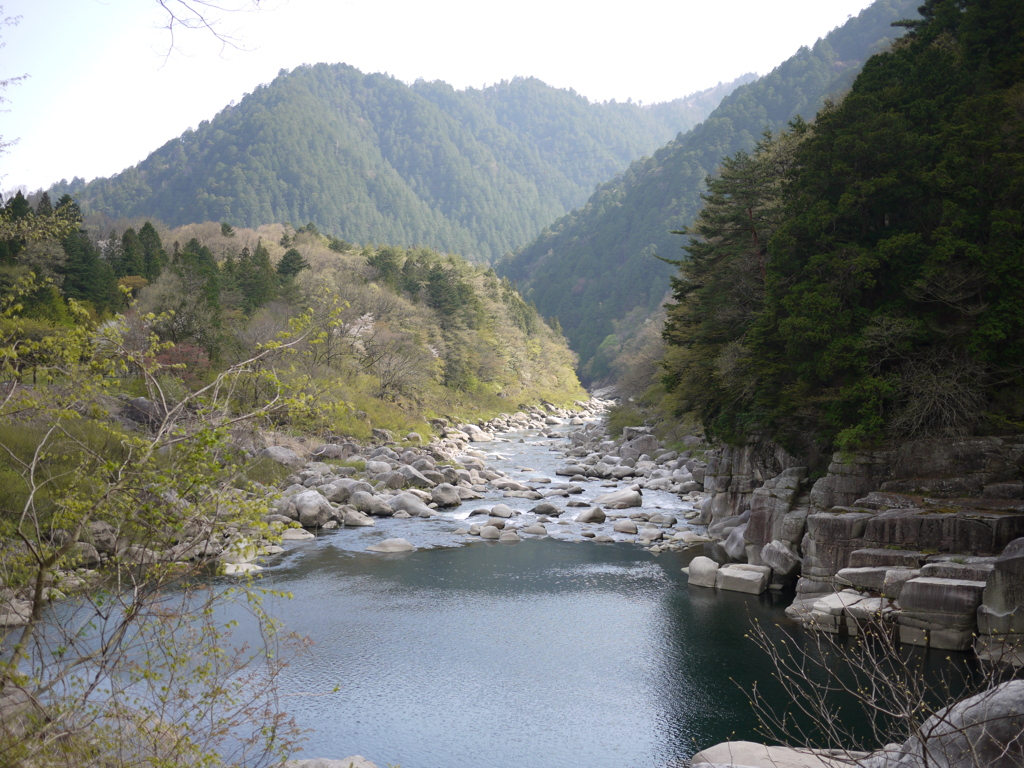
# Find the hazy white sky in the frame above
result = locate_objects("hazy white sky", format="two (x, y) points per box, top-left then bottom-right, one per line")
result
(1, 0), (877, 194)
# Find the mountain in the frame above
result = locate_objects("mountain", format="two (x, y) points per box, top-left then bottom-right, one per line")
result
(660, 0), (1024, 450)
(50, 67), (752, 263)
(497, 0), (920, 380)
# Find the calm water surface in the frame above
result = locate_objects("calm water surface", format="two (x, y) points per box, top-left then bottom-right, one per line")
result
(229, 426), (801, 768)
(248, 536), (794, 768)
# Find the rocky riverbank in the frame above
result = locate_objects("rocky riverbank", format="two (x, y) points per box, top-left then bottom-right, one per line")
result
(680, 436), (1024, 663)
(1, 396), (713, 627)
(247, 397), (718, 558)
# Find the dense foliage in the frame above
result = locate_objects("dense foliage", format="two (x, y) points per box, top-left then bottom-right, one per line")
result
(51, 66), (747, 263)
(662, 0), (1024, 451)
(0, 209), (584, 434)
(498, 0), (919, 380)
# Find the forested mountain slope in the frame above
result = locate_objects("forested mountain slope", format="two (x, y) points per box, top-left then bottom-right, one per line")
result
(51, 67), (750, 262)
(498, 0), (919, 379)
(662, 0), (1024, 451)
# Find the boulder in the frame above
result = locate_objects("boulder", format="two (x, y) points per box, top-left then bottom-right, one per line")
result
(281, 528), (315, 541)
(613, 518), (638, 534)
(676, 531), (713, 546)
(492, 479), (534, 491)
(575, 507), (606, 524)
(311, 444), (349, 460)
(387, 492), (435, 518)
(688, 556), (720, 588)
(366, 538), (414, 553)
(716, 564), (771, 595)
(431, 483), (462, 508)
(978, 537), (1024, 635)
(349, 491), (393, 517)
(691, 740), (856, 768)
(761, 540), (802, 577)
(259, 446), (303, 468)
(479, 525), (501, 540)
(342, 508), (376, 527)
(71, 541), (102, 568)
(489, 504), (514, 518)
(859, 680), (1024, 768)
(87, 520), (120, 554)
(522, 524), (548, 536)
(223, 562), (262, 575)
(397, 464), (434, 488)
(723, 523), (749, 562)
(624, 434), (660, 457)
(528, 501), (561, 514)
(364, 460), (393, 475)
(0, 597), (32, 629)
(591, 488), (642, 508)
(648, 513), (677, 526)
(499, 531), (521, 543)
(124, 396), (166, 425)
(462, 424), (493, 443)
(291, 490), (334, 528)
(322, 481), (354, 504)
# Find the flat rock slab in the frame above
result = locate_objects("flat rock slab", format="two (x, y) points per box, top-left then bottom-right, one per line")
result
(811, 590), (868, 616)
(716, 564), (771, 595)
(281, 529), (315, 541)
(691, 740), (858, 767)
(899, 576), (987, 616)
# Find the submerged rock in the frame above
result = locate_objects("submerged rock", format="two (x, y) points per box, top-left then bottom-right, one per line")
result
(367, 538), (415, 553)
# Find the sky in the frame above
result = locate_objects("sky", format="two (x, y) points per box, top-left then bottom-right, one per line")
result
(1, 0), (878, 194)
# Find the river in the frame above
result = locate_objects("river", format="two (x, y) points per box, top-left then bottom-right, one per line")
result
(219, 422), (806, 768)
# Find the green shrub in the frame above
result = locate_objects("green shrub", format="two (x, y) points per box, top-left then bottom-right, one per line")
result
(606, 404), (646, 439)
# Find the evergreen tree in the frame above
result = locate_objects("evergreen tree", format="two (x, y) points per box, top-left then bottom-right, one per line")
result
(119, 228), (145, 278)
(663, 0), (1024, 450)
(276, 248), (309, 279)
(237, 240), (276, 313)
(60, 229), (119, 312)
(138, 221), (167, 281)
(35, 192), (53, 217)
(177, 238), (221, 310)
(0, 192), (32, 262)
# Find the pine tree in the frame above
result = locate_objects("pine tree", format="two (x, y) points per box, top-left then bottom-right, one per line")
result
(119, 228), (145, 278)
(276, 248), (309, 279)
(238, 240), (276, 313)
(138, 222), (167, 281)
(35, 192), (53, 217)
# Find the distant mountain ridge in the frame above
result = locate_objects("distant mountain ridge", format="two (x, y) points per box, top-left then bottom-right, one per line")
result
(52, 67), (752, 262)
(497, 0), (920, 380)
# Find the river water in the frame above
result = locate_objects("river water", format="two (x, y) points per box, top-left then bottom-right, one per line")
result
(222, 423), (807, 768)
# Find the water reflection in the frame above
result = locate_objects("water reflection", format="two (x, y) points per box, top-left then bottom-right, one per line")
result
(222, 534), (803, 768)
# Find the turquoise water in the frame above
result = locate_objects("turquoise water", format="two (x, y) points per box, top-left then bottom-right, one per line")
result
(241, 534), (794, 768)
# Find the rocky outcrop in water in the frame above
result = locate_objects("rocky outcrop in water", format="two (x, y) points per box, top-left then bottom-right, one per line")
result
(692, 680), (1024, 768)
(689, 433), (1024, 656)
